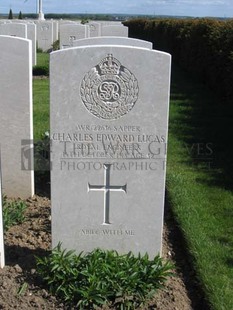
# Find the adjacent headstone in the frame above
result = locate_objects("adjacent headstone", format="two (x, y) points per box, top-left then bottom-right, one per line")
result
(100, 21), (123, 26)
(101, 25), (128, 37)
(0, 151), (5, 269)
(52, 21), (59, 42)
(36, 21), (54, 51)
(73, 37), (152, 49)
(26, 23), (37, 66)
(0, 20), (11, 25)
(87, 22), (101, 37)
(59, 20), (78, 25)
(0, 23), (27, 38)
(59, 24), (87, 49)
(1, 21), (37, 65)
(0, 36), (34, 198)
(50, 45), (171, 258)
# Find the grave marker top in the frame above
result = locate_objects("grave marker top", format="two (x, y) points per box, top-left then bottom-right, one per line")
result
(101, 25), (128, 37)
(73, 37), (152, 49)
(0, 23), (27, 38)
(59, 24), (87, 49)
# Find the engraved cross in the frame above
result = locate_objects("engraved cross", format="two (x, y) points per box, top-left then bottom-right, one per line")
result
(88, 164), (127, 225)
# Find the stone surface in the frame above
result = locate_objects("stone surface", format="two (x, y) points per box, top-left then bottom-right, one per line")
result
(0, 23), (27, 38)
(36, 21), (53, 51)
(73, 37), (152, 49)
(26, 23), (37, 66)
(52, 21), (59, 42)
(0, 21), (36, 65)
(101, 24), (128, 37)
(0, 157), (4, 268)
(87, 22), (101, 37)
(0, 20), (11, 24)
(59, 24), (87, 49)
(50, 45), (171, 258)
(0, 36), (34, 198)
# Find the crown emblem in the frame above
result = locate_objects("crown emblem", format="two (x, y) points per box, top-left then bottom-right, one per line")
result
(80, 54), (139, 120)
(98, 54), (121, 75)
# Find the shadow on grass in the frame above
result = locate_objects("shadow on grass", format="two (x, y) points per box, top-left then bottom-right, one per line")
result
(170, 63), (233, 190)
(164, 193), (210, 310)
(35, 171), (50, 198)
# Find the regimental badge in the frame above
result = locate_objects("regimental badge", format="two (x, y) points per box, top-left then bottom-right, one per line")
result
(80, 54), (139, 120)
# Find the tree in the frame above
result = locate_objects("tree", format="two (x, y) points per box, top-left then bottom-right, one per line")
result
(18, 11), (23, 19)
(8, 8), (13, 19)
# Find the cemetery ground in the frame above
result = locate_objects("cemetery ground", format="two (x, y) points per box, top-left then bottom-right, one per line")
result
(1, 53), (232, 309)
(0, 194), (201, 309)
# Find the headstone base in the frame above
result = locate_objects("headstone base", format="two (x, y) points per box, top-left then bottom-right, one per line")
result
(38, 13), (45, 21)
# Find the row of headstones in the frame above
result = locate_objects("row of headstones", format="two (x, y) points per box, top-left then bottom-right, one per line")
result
(0, 33), (171, 268)
(0, 19), (61, 63)
(0, 20), (128, 55)
(59, 22), (128, 49)
(0, 21), (37, 65)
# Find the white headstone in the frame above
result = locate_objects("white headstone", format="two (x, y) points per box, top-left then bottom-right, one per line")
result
(87, 22), (101, 37)
(73, 37), (152, 49)
(52, 21), (59, 42)
(36, 21), (53, 51)
(4, 21), (37, 65)
(101, 25), (128, 37)
(0, 151), (5, 269)
(50, 46), (171, 258)
(26, 23), (37, 66)
(0, 36), (34, 198)
(59, 24), (87, 49)
(0, 23), (27, 38)
(101, 21), (123, 26)
(0, 20), (11, 24)
(59, 20), (78, 25)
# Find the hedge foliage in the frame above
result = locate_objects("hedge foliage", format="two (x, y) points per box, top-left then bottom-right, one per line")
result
(124, 18), (233, 102)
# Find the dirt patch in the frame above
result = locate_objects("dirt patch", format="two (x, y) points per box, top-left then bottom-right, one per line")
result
(0, 196), (209, 309)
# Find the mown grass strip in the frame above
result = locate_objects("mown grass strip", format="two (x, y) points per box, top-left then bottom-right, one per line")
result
(33, 78), (49, 140)
(167, 64), (233, 310)
(37, 52), (49, 67)
(33, 53), (49, 140)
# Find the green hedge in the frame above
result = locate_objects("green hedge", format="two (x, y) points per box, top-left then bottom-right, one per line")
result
(124, 18), (233, 102)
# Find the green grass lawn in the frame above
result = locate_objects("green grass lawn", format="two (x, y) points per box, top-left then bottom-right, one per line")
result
(37, 52), (49, 68)
(33, 57), (233, 310)
(167, 64), (233, 310)
(33, 78), (49, 140)
(33, 72), (50, 194)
